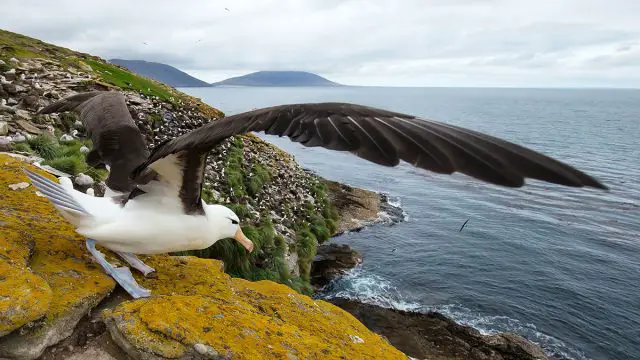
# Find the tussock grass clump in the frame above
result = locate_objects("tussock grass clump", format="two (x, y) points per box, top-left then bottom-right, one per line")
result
(27, 134), (61, 160)
(11, 142), (33, 154)
(44, 155), (85, 175)
(296, 226), (318, 284)
(246, 164), (272, 196)
(25, 134), (107, 181)
(224, 136), (247, 198)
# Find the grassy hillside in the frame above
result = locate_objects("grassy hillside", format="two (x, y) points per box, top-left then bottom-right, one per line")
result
(0, 28), (338, 295)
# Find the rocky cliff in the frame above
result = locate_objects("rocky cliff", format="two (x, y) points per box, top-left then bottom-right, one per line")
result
(0, 155), (408, 359)
(0, 28), (351, 295)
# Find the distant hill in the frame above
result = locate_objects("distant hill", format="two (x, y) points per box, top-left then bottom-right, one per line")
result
(211, 71), (341, 87)
(108, 59), (210, 87)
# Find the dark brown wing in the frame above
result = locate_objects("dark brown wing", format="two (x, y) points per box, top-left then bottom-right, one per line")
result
(39, 91), (150, 193)
(131, 102), (607, 211)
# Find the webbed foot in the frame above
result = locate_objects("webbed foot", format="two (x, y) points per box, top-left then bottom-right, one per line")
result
(86, 239), (151, 298)
(116, 251), (156, 276)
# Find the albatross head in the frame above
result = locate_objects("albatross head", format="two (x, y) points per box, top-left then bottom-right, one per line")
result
(204, 204), (254, 252)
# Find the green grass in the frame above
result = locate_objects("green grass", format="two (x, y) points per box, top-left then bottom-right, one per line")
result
(25, 134), (107, 181)
(82, 58), (175, 101)
(148, 113), (163, 125)
(27, 134), (61, 160)
(224, 136), (247, 199)
(44, 155), (86, 175)
(58, 112), (78, 133)
(295, 226), (318, 283)
(11, 142), (33, 154)
(246, 164), (272, 196)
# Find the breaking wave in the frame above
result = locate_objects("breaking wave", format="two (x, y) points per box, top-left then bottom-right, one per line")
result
(317, 267), (591, 360)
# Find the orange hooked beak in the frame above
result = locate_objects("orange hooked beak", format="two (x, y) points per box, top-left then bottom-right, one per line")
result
(234, 227), (254, 253)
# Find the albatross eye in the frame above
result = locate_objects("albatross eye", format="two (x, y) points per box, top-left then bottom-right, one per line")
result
(230, 219), (238, 225)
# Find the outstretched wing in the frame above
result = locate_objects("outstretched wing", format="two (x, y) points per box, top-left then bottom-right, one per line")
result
(38, 91), (151, 193)
(131, 102), (607, 213)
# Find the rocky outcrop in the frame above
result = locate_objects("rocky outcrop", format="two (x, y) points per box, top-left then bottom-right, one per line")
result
(0, 30), (341, 288)
(0, 154), (115, 359)
(310, 244), (362, 289)
(329, 298), (548, 360)
(0, 155), (409, 360)
(322, 179), (405, 235)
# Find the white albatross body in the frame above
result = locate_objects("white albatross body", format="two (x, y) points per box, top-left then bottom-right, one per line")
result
(51, 174), (240, 254)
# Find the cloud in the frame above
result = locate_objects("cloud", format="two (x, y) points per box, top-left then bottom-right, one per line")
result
(1, 0), (639, 87)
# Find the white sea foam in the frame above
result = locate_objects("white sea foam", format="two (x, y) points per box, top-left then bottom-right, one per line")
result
(319, 267), (591, 360)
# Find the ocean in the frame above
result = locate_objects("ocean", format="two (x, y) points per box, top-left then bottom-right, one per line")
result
(179, 86), (640, 360)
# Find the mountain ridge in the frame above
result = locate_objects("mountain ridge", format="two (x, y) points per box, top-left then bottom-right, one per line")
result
(211, 70), (342, 87)
(108, 58), (210, 87)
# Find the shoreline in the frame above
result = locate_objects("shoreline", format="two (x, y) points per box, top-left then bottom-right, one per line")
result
(317, 182), (549, 360)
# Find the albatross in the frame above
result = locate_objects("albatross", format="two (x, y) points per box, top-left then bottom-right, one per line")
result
(25, 91), (607, 299)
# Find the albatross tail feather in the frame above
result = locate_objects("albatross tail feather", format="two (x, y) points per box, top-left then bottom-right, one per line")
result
(23, 168), (90, 224)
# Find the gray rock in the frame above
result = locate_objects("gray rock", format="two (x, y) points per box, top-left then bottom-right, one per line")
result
(2, 82), (17, 94)
(0, 136), (11, 151)
(15, 119), (41, 134)
(0, 103), (16, 114)
(15, 84), (27, 93)
(9, 57), (19, 64)
(0, 59), (5, 65)
(75, 173), (94, 187)
(7, 98), (18, 106)
(11, 134), (26, 143)
(0, 287), (112, 360)
(15, 109), (32, 121)
(79, 145), (90, 154)
(0, 121), (7, 136)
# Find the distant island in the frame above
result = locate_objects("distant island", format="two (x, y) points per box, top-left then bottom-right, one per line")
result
(108, 59), (210, 87)
(108, 59), (342, 88)
(211, 71), (342, 87)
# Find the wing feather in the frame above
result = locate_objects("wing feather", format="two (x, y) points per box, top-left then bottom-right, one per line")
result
(131, 101), (607, 205)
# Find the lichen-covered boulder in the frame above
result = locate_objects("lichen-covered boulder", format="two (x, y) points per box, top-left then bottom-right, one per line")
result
(0, 153), (115, 359)
(103, 255), (408, 360)
(0, 154), (407, 359)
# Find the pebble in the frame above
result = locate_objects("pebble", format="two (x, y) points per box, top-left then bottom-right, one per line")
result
(11, 134), (26, 143)
(8, 182), (30, 190)
(193, 343), (219, 357)
(79, 146), (90, 154)
(74, 173), (94, 187)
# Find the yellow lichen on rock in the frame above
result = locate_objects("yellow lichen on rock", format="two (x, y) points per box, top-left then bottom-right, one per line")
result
(104, 255), (408, 360)
(0, 154), (115, 358)
(0, 262), (52, 336)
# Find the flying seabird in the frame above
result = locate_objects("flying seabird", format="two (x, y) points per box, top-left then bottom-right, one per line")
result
(25, 92), (607, 298)
(37, 91), (150, 196)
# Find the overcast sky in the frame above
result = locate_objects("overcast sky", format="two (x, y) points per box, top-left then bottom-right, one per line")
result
(2, 0), (639, 87)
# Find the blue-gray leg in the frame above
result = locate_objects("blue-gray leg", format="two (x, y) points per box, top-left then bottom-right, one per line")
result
(115, 251), (156, 276)
(85, 239), (151, 299)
